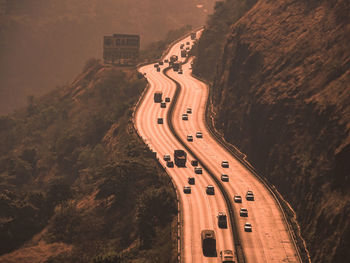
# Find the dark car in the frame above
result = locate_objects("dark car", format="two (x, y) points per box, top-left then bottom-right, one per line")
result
(157, 118), (163, 124)
(206, 185), (215, 195)
(165, 97), (171, 102)
(194, 167), (203, 174)
(183, 186), (191, 194)
(191, 160), (199, 166)
(166, 161), (174, 168)
(188, 177), (195, 185)
(161, 102), (166, 108)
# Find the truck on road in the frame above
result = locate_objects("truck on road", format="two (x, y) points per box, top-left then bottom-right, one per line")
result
(174, 149), (187, 167)
(201, 230), (216, 256)
(191, 32), (196, 40)
(154, 91), (162, 103)
(217, 212), (227, 228)
(173, 62), (181, 72)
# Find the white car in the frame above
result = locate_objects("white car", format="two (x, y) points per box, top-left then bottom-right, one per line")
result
(220, 250), (235, 263)
(233, 195), (242, 203)
(244, 222), (252, 232)
(187, 135), (193, 142)
(196, 132), (203, 138)
(240, 208), (248, 217)
(186, 108), (192, 114)
(182, 113), (188, 120)
(246, 190), (254, 201)
(163, 154), (171, 161)
(221, 161), (229, 168)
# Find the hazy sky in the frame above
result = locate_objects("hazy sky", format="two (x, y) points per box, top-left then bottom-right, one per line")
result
(0, 0), (215, 114)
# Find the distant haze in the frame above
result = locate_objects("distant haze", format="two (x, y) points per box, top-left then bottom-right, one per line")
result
(0, 0), (215, 114)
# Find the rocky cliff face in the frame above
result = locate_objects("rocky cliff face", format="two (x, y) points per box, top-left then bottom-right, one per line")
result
(206, 0), (349, 261)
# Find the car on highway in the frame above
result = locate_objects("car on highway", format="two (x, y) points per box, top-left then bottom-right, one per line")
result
(159, 61), (164, 65)
(154, 63), (159, 68)
(157, 118), (163, 124)
(178, 70), (183, 74)
(240, 208), (248, 217)
(246, 190), (254, 201)
(233, 195), (242, 203)
(165, 97), (171, 102)
(191, 160), (199, 166)
(182, 113), (188, 120)
(166, 161), (174, 168)
(188, 177), (195, 185)
(217, 212), (227, 228)
(196, 132), (203, 138)
(187, 135), (193, 142)
(186, 41), (190, 45)
(183, 186), (191, 194)
(186, 47), (190, 50)
(160, 102), (166, 108)
(180, 43), (184, 49)
(194, 167), (203, 174)
(221, 174), (229, 182)
(221, 160), (229, 168)
(186, 108), (192, 114)
(164, 59), (169, 63)
(220, 250), (235, 263)
(206, 185), (215, 195)
(156, 67), (161, 72)
(163, 154), (171, 161)
(244, 222), (252, 232)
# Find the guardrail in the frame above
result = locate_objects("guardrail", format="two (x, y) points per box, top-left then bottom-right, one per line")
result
(190, 71), (311, 263)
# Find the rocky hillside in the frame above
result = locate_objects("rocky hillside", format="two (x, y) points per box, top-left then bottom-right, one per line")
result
(0, 60), (177, 262)
(195, 0), (350, 262)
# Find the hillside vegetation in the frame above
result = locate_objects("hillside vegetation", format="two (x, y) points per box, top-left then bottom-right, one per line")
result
(0, 60), (177, 262)
(194, 0), (350, 262)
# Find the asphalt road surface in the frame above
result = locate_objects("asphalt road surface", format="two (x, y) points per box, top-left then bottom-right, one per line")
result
(135, 31), (300, 262)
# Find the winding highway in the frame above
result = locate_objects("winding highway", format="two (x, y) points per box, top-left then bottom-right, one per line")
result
(135, 31), (300, 262)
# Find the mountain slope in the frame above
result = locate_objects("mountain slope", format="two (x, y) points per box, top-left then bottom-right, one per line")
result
(0, 61), (178, 262)
(194, 0), (350, 262)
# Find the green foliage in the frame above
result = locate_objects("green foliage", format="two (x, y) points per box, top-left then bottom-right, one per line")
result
(0, 190), (48, 254)
(0, 54), (176, 261)
(46, 181), (73, 207)
(47, 202), (82, 244)
(136, 187), (177, 248)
